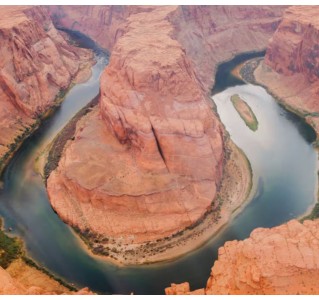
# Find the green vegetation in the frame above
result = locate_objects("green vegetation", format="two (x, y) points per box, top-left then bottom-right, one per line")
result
(0, 219), (23, 268)
(22, 256), (77, 291)
(44, 95), (99, 180)
(301, 203), (319, 222)
(0, 219), (75, 290)
(231, 94), (259, 131)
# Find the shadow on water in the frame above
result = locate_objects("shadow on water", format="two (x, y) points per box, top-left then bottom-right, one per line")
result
(278, 104), (317, 144)
(57, 27), (110, 57)
(211, 50), (265, 95)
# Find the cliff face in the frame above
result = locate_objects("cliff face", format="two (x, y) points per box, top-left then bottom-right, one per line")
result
(166, 219), (319, 295)
(265, 6), (319, 81)
(48, 5), (285, 90)
(0, 6), (93, 170)
(254, 6), (319, 135)
(46, 5), (285, 247)
(0, 263), (93, 295)
(170, 5), (285, 90)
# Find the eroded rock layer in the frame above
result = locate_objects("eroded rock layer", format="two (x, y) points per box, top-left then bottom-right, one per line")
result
(47, 5), (285, 245)
(255, 6), (319, 136)
(0, 6), (93, 171)
(0, 263), (93, 295)
(166, 219), (319, 295)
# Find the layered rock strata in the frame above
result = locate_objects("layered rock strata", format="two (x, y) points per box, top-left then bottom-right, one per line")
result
(166, 219), (319, 295)
(0, 6), (93, 173)
(47, 5), (285, 249)
(253, 6), (319, 137)
(0, 263), (93, 295)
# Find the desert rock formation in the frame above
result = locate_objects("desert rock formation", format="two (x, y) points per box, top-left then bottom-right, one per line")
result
(48, 5), (285, 90)
(47, 6), (224, 244)
(46, 5), (285, 247)
(166, 219), (319, 295)
(0, 6), (93, 173)
(254, 6), (319, 136)
(0, 261), (93, 295)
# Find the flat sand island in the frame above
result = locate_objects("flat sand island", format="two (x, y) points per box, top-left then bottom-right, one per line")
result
(231, 94), (258, 131)
(44, 104), (254, 265)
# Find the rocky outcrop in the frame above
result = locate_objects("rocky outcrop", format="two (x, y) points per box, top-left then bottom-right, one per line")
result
(47, 6), (224, 244)
(0, 262), (93, 295)
(166, 219), (319, 295)
(0, 6), (93, 173)
(46, 5), (285, 249)
(254, 6), (319, 136)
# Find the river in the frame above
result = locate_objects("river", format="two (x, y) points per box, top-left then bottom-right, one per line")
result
(0, 49), (317, 294)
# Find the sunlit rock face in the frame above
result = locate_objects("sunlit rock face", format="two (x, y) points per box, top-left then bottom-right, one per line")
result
(0, 6), (92, 165)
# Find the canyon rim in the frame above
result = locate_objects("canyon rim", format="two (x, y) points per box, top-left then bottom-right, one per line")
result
(0, 4), (319, 296)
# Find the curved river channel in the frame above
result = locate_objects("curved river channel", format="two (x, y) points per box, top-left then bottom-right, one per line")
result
(0, 50), (318, 294)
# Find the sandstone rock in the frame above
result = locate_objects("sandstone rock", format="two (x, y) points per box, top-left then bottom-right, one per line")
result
(165, 219), (319, 295)
(48, 5), (285, 90)
(165, 282), (190, 295)
(47, 5), (285, 246)
(255, 6), (319, 138)
(0, 263), (94, 295)
(48, 6), (224, 244)
(0, 266), (27, 295)
(205, 219), (319, 294)
(0, 6), (93, 171)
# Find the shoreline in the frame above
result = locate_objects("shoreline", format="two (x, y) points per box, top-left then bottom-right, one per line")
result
(235, 57), (319, 223)
(0, 216), (77, 292)
(0, 58), (95, 182)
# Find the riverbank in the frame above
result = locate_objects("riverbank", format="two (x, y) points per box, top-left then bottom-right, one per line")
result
(235, 57), (319, 223)
(0, 218), (77, 294)
(0, 59), (94, 182)
(45, 103), (254, 265)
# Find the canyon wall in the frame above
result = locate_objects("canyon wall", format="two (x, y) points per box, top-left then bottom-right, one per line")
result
(166, 219), (319, 295)
(48, 5), (285, 90)
(0, 6), (93, 173)
(254, 6), (319, 135)
(46, 5), (285, 248)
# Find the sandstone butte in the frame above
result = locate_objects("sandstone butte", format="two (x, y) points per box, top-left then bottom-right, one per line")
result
(0, 5), (93, 174)
(253, 6), (319, 137)
(46, 5), (285, 247)
(166, 219), (319, 295)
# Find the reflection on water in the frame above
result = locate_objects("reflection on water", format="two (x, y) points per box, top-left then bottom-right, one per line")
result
(0, 52), (317, 295)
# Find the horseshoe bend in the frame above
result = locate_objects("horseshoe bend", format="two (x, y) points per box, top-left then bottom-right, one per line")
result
(1, 4), (319, 295)
(46, 5), (283, 262)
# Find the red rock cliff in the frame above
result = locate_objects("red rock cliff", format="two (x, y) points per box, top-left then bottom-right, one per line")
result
(46, 5), (285, 247)
(0, 6), (92, 171)
(47, 6), (224, 244)
(254, 6), (319, 135)
(166, 219), (319, 295)
(48, 5), (285, 90)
